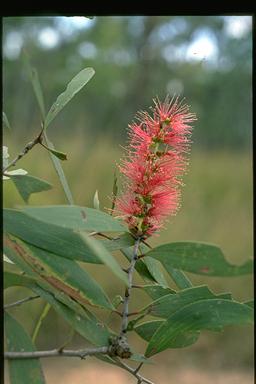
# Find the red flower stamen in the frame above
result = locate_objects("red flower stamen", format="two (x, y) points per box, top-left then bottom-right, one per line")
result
(114, 95), (196, 238)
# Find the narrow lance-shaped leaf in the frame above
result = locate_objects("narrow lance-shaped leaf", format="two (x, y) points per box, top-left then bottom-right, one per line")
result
(5, 312), (46, 384)
(142, 284), (176, 300)
(21, 205), (127, 232)
(43, 131), (74, 204)
(145, 242), (253, 276)
(40, 143), (67, 160)
(22, 51), (74, 204)
(3, 253), (14, 264)
(10, 174), (52, 203)
(100, 233), (135, 252)
(79, 232), (129, 286)
(146, 299), (254, 357)
(243, 300), (254, 308)
(32, 303), (51, 343)
(26, 242), (114, 310)
(93, 190), (100, 210)
(142, 257), (168, 288)
(3, 111), (11, 131)
(165, 267), (193, 289)
(44, 67), (95, 129)
(4, 234), (98, 319)
(135, 320), (200, 349)
(139, 240), (169, 288)
(4, 233), (113, 310)
(143, 285), (220, 319)
(4, 271), (36, 290)
(4, 209), (101, 264)
(111, 171), (118, 214)
(22, 49), (46, 119)
(32, 285), (112, 347)
(121, 247), (159, 284)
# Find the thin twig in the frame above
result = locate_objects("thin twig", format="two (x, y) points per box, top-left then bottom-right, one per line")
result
(127, 311), (140, 317)
(113, 358), (155, 384)
(88, 231), (120, 241)
(141, 239), (153, 249)
(132, 284), (145, 289)
(4, 348), (155, 383)
(108, 237), (143, 359)
(4, 295), (40, 310)
(4, 346), (109, 360)
(120, 236), (142, 336)
(3, 129), (43, 173)
(134, 362), (144, 374)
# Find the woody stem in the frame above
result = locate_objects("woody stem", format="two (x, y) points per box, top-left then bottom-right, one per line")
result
(2, 128), (44, 173)
(120, 236), (142, 336)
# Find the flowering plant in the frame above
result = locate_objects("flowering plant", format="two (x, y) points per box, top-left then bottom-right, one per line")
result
(115, 96), (196, 237)
(3, 57), (253, 384)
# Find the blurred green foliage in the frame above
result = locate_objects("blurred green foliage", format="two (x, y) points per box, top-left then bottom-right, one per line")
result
(3, 15), (252, 148)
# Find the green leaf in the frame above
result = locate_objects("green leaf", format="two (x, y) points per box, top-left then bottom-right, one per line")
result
(135, 320), (200, 349)
(127, 312), (149, 332)
(4, 234), (113, 310)
(143, 257), (168, 288)
(3, 145), (10, 169)
(93, 190), (100, 210)
(4, 209), (101, 264)
(243, 300), (254, 308)
(139, 243), (169, 287)
(5, 312), (46, 384)
(26, 243), (114, 310)
(5, 169), (28, 177)
(121, 247), (158, 283)
(21, 205), (127, 232)
(43, 146), (67, 160)
(10, 175), (52, 203)
(134, 319), (164, 341)
(43, 131), (74, 204)
(32, 285), (112, 347)
(142, 285), (176, 300)
(144, 285), (219, 319)
(146, 299), (254, 356)
(111, 172), (118, 213)
(44, 67), (95, 129)
(79, 232), (129, 286)
(3, 111), (11, 131)
(129, 353), (152, 364)
(32, 303), (51, 343)
(166, 267), (193, 289)
(217, 292), (233, 300)
(145, 242), (253, 276)
(100, 233), (135, 252)
(4, 271), (36, 289)
(22, 49), (46, 119)
(111, 295), (124, 309)
(4, 253), (14, 264)
(4, 234), (96, 318)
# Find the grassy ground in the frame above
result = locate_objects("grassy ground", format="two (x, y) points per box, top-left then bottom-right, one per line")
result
(4, 135), (253, 381)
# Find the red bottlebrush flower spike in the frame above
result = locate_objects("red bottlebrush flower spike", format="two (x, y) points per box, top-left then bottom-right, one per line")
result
(114, 95), (197, 238)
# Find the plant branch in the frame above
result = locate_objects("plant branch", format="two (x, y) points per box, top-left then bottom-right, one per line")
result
(113, 358), (155, 384)
(108, 237), (142, 359)
(4, 295), (40, 310)
(120, 236), (142, 336)
(4, 346), (110, 360)
(5, 347), (155, 383)
(3, 129), (43, 173)
(134, 362), (144, 374)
